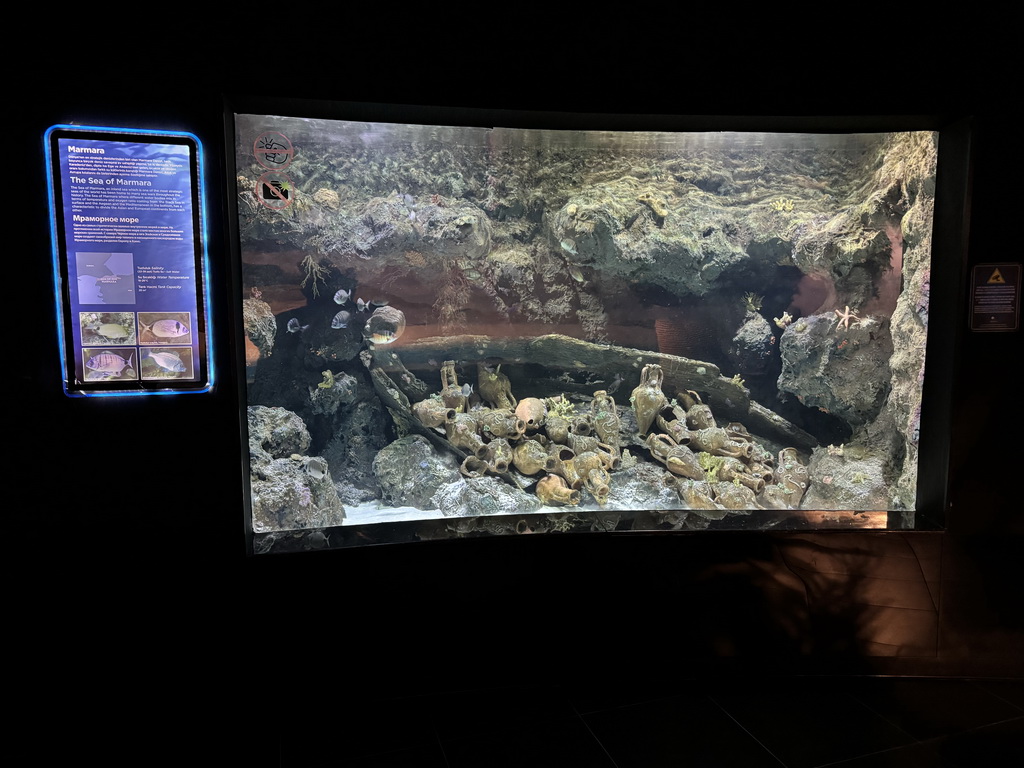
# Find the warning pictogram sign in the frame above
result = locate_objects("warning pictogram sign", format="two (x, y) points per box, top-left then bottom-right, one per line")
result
(971, 263), (1020, 332)
(256, 171), (294, 210)
(254, 132), (294, 170)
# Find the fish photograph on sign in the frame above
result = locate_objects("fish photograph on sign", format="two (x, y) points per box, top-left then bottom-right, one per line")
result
(138, 312), (192, 345)
(82, 349), (137, 380)
(141, 347), (193, 380)
(79, 311), (136, 346)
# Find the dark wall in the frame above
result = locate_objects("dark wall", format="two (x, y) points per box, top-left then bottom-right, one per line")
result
(16, 46), (1020, 690)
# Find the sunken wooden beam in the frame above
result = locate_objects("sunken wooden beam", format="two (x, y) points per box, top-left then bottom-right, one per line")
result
(387, 333), (817, 451)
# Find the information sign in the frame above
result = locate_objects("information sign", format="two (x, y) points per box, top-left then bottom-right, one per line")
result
(45, 125), (213, 396)
(970, 263), (1020, 332)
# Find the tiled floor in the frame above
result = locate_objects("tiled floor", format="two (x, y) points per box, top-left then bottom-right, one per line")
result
(270, 676), (1023, 767)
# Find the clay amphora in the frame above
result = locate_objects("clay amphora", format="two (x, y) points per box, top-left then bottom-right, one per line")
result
(484, 438), (513, 474)
(590, 390), (621, 449)
(478, 409), (526, 440)
(631, 364), (668, 437)
(513, 439), (550, 476)
(412, 397), (457, 429)
(536, 474), (581, 506)
(545, 413), (570, 444)
(440, 360), (467, 413)
(515, 398), (547, 430)
(477, 363), (516, 410)
(445, 413), (487, 458)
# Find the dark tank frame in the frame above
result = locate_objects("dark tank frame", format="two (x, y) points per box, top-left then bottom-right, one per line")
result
(225, 97), (972, 556)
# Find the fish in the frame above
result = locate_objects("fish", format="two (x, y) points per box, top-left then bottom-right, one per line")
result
(146, 351), (185, 372)
(287, 318), (308, 333)
(401, 193), (418, 221)
(86, 351), (134, 375)
(333, 288), (351, 305)
(369, 330), (397, 344)
(461, 383), (474, 397)
(370, 298), (390, 306)
(143, 318), (190, 338)
(356, 298), (371, 312)
(567, 264), (586, 283)
(331, 310), (351, 329)
(96, 323), (130, 340)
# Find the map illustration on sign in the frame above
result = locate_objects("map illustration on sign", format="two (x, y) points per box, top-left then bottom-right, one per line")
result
(76, 251), (136, 305)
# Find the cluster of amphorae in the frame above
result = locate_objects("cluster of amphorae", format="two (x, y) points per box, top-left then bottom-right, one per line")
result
(412, 361), (809, 510)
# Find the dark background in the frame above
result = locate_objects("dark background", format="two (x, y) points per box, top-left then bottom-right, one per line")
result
(13, 23), (1020, 734)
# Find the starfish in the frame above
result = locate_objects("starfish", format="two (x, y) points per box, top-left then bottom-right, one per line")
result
(834, 305), (860, 332)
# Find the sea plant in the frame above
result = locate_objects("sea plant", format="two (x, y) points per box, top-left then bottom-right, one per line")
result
(698, 452), (726, 484)
(299, 254), (330, 298)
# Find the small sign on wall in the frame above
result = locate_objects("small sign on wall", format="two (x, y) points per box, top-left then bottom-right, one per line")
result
(970, 263), (1020, 332)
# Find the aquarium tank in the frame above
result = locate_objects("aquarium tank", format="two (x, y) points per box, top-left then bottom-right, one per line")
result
(231, 104), (964, 554)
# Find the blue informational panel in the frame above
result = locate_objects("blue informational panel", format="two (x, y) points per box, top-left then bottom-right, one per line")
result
(45, 125), (213, 396)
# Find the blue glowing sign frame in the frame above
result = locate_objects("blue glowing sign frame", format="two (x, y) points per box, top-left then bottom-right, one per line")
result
(45, 124), (214, 397)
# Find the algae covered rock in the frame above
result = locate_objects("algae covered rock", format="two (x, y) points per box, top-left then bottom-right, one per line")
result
(309, 371), (359, 416)
(372, 435), (461, 509)
(431, 476), (542, 517)
(777, 312), (892, 427)
(727, 311), (774, 376)
(802, 447), (891, 511)
(248, 455), (346, 532)
(242, 297), (276, 359)
(248, 405), (311, 459)
(247, 406), (345, 531)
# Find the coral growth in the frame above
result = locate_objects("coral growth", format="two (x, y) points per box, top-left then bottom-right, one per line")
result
(299, 254), (330, 298)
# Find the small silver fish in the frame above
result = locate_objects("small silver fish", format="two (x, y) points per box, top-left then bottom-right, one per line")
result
(146, 351), (185, 372)
(287, 318), (308, 333)
(356, 298), (370, 312)
(331, 310), (351, 329)
(86, 351), (134, 375)
(461, 383), (474, 397)
(370, 298), (390, 307)
(333, 288), (351, 305)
